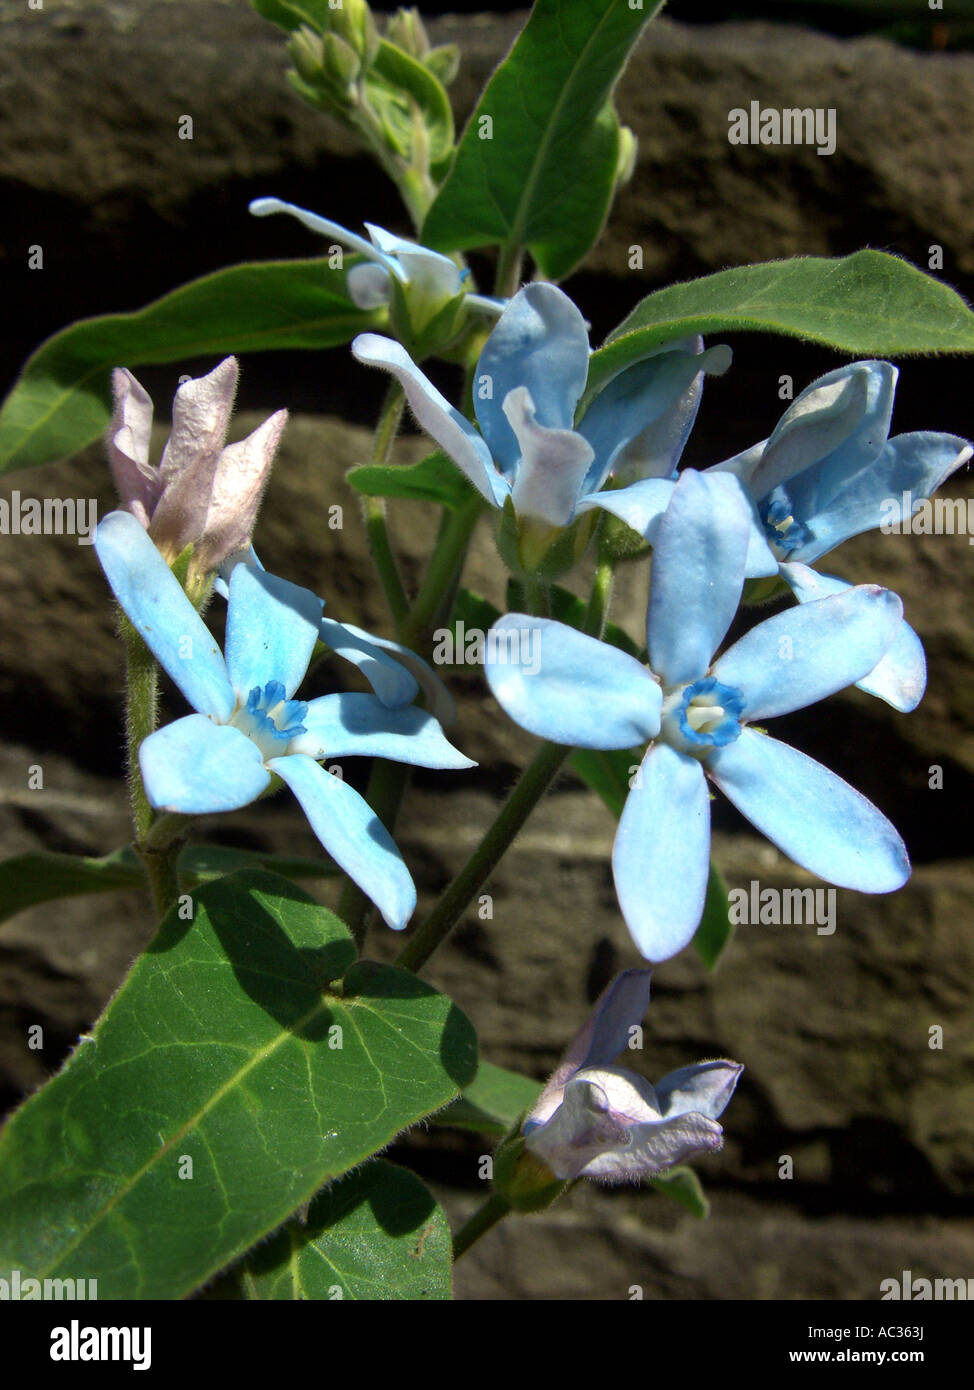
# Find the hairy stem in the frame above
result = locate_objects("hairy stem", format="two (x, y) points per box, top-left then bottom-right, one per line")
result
(452, 1193), (512, 1260)
(393, 558), (615, 975)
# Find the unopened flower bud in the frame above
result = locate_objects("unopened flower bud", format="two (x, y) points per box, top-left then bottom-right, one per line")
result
(320, 30), (362, 94)
(616, 125), (638, 187)
(424, 43), (460, 87)
(330, 0), (380, 67)
(288, 25), (325, 86)
(387, 6), (430, 59)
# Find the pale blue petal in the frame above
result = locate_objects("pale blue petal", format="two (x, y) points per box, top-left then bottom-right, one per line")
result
(712, 585), (903, 720)
(647, 471), (751, 685)
(503, 386), (595, 526)
(613, 743), (710, 962)
(780, 563), (926, 712)
(346, 263), (392, 309)
(352, 334), (506, 506)
(475, 283), (590, 474)
(575, 476), (674, 540)
(784, 431), (972, 563)
(319, 617), (419, 708)
(577, 344), (731, 493)
(95, 510), (234, 721)
(709, 439), (765, 486)
(708, 728), (910, 892)
(352, 630), (458, 727)
(698, 465), (781, 578)
(750, 361), (896, 499)
(268, 753), (416, 930)
(213, 543), (263, 600)
(288, 693), (476, 768)
(140, 715), (270, 813)
(249, 197), (392, 268)
(484, 615), (660, 749)
(225, 564), (322, 701)
(655, 1060), (743, 1121)
(365, 223), (464, 299)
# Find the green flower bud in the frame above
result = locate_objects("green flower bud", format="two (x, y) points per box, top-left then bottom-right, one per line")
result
(330, 0), (380, 67)
(616, 125), (638, 187)
(386, 6), (430, 60)
(424, 43), (460, 87)
(320, 30), (361, 97)
(288, 26), (325, 87)
(493, 1134), (567, 1214)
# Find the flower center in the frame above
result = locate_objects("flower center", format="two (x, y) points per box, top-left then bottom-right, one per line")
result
(660, 677), (744, 759)
(231, 680), (308, 762)
(760, 488), (812, 558)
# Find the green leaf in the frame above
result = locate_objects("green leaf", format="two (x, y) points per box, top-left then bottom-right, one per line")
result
(0, 260), (380, 474)
(570, 745), (640, 820)
(240, 1160), (452, 1299)
(251, 0), (339, 31)
(0, 870), (476, 1299)
(584, 252), (974, 405)
(0, 849), (145, 927)
(649, 1165), (709, 1219)
(692, 863), (735, 971)
(0, 845), (339, 930)
(177, 845), (341, 885)
(347, 450), (475, 509)
(422, 0), (663, 279)
(435, 1061), (543, 1135)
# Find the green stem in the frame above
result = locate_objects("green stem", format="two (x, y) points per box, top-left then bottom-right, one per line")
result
(360, 383), (410, 624)
(585, 554), (615, 640)
(494, 241), (524, 298)
(393, 738), (571, 974)
(122, 615), (158, 845)
(365, 499), (411, 627)
(393, 557), (616, 975)
(136, 840), (184, 921)
(122, 614), (188, 919)
(397, 493), (484, 647)
(452, 1193), (512, 1260)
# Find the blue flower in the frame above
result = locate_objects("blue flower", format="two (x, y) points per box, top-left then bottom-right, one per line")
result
(351, 281), (731, 531)
(485, 470), (910, 962)
(95, 510), (475, 929)
(249, 196), (504, 324)
(523, 970), (742, 1182)
(606, 362), (971, 711)
(215, 548), (458, 723)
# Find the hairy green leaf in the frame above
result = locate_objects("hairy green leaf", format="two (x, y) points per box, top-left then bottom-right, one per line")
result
(585, 252), (974, 405)
(422, 0), (663, 279)
(240, 1160), (452, 1300)
(0, 870), (476, 1299)
(0, 260), (379, 474)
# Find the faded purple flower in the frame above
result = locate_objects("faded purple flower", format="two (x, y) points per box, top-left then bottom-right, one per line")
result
(107, 357), (286, 577)
(524, 970), (742, 1182)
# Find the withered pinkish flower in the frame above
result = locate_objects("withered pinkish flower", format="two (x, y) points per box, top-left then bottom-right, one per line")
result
(523, 970), (742, 1182)
(106, 357), (286, 578)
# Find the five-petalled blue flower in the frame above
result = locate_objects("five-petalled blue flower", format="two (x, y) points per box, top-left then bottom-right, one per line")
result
(352, 281), (731, 531)
(95, 510), (475, 929)
(486, 470), (911, 962)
